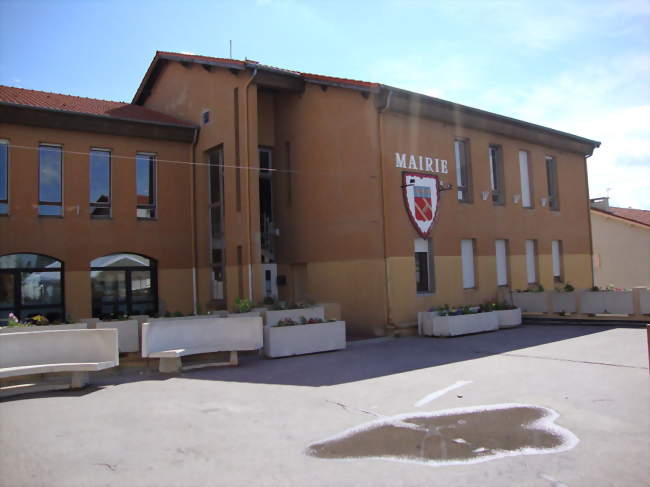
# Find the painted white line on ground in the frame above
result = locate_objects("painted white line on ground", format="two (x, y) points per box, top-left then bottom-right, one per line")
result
(414, 380), (473, 407)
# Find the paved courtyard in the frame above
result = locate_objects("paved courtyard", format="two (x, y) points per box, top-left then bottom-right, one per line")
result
(1, 324), (648, 487)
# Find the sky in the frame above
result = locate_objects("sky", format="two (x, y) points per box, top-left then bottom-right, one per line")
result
(1, 0), (648, 209)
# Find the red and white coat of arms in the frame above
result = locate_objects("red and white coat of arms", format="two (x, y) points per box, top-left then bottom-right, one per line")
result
(402, 172), (440, 237)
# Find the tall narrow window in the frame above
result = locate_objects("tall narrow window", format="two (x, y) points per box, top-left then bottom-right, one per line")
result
(0, 140), (8, 215)
(526, 239), (538, 284)
(136, 153), (156, 218)
(415, 238), (435, 293)
(39, 144), (63, 216)
(89, 149), (111, 218)
(495, 239), (509, 286)
(209, 147), (225, 304)
(546, 156), (560, 210)
(454, 139), (472, 202)
(518, 150), (533, 208)
(552, 240), (563, 282)
(489, 145), (505, 205)
(461, 239), (476, 289)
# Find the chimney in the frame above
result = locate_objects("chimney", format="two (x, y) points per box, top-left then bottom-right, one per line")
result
(590, 197), (610, 212)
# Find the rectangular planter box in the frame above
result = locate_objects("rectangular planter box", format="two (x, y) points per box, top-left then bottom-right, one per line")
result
(0, 322), (87, 334)
(263, 321), (346, 358)
(95, 319), (139, 353)
(264, 307), (325, 327)
(580, 291), (634, 315)
(496, 308), (522, 328)
(419, 312), (498, 337)
(550, 292), (577, 313)
(512, 292), (548, 313)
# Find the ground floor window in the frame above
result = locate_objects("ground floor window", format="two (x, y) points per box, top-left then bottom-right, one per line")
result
(0, 253), (64, 323)
(91, 253), (157, 318)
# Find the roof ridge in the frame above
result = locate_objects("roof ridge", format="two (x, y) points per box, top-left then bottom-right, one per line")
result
(0, 85), (128, 105)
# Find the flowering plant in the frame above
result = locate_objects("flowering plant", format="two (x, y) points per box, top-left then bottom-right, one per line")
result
(7, 312), (22, 327)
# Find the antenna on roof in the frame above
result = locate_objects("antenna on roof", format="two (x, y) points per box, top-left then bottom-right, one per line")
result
(229, 40), (232, 59)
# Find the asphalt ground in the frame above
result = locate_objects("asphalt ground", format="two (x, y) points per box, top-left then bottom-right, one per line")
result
(1, 324), (648, 487)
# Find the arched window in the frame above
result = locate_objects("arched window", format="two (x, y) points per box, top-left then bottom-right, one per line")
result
(0, 253), (64, 323)
(90, 253), (158, 318)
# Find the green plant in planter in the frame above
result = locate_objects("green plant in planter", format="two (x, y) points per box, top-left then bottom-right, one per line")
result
(590, 286), (600, 292)
(164, 310), (172, 318)
(233, 298), (254, 313)
(276, 317), (297, 327)
(173, 311), (184, 317)
(529, 283), (544, 292)
(262, 296), (275, 306)
(563, 283), (575, 292)
(27, 315), (50, 326)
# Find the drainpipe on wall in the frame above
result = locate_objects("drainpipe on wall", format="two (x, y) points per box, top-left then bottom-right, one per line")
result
(244, 67), (258, 302)
(377, 88), (394, 334)
(584, 152), (596, 288)
(190, 127), (199, 315)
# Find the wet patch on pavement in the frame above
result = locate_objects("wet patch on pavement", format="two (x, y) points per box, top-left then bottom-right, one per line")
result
(306, 404), (578, 466)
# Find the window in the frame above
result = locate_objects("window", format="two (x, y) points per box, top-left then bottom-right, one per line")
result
(0, 253), (64, 324)
(414, 238), (435, 293)
(90, 253), (157, 318)
(461, 239), (476, 289)
(202, 109), (211, 125)
(0, 140), (7, 214)
(136, 153), (156, 218)
(526, 239), (538, 284)
(495, 239), (509, 286)
(89, 149), (111, 217)
(552, 240), (563, 282)
(208, 147), (225, 303)
(39, 144), (63, 216)
(488, 145), (505, 205)
(546, 156), (560, 210)
(518, 150), (533, 208)
(454, 139), (472, 202)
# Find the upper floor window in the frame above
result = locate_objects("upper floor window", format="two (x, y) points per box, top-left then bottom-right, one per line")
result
(39, 144), (63, 216)
(136, 153), (156, 219)
(454, 139), (472, 203)
(0, 140), (8, 215)
(545, 156), (560, 210)
(489, 145), (505, 205)
(518, 150), (533, 208)
(90, 149), (111, 218)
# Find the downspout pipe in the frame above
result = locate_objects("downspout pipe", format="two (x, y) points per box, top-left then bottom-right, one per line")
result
(377, 88), (393, 334)
(190, 127), (199, 314)
(244, 67), (258, 302)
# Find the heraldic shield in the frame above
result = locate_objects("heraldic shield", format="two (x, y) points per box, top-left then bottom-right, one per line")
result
(402, 172), (440, 237)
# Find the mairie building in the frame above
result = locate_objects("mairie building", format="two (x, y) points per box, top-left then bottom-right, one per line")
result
(0, 51), (600, 336)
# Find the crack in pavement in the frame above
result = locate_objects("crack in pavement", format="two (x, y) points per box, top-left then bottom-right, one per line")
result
(476, 351), (646, 369)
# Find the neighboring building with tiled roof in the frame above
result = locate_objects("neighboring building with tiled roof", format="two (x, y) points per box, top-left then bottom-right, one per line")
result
(590, 198), (650, 288)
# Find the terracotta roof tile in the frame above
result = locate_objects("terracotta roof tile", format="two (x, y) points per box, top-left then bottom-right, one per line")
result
(608, 207), (650, 227)
(0, 85), (194, 127)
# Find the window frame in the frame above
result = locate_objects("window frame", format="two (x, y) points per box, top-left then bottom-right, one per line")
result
(414, 238), (435, 294)
(518, 150), (534, 209)
(488, 145), (505, 205)
(454, 138), (473, 203)
(0, 139), (8, 215)
(461, 238), (477, 289)
(135, 152), (157, 219)
(38, 143), (64, 217)
(525, 239), (539, 285)
(495, 239), (510, 287)
(545, 155), (560, 211)
(552, 240), (564, 283)
(89, 148), (112, 219)
(208, 146), (226, 305)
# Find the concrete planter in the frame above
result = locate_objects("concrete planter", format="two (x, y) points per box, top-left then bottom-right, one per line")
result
(95, 319), (139, 353)
(496, 308), (522, 328)
(640, 289), (650, 315)
(0, 322), (87, 333)
(512, 292), (548, 313)
(550, 292), (577, 313)
(264, 307), (325, 327)
(580, 291), (634, 315)
(419, 311), (499, 337)
(263, 321), (346, 358)
(229, 309), (264, 318)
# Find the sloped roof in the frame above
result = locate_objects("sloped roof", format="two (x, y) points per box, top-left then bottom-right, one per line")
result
(592, 206), (650, 228)
(0, 85), (194, 127)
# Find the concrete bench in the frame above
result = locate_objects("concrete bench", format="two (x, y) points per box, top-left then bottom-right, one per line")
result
(0, 329), (119, 397)
(141, 316), (263, 373)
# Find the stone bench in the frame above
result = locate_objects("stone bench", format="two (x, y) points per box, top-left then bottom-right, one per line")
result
(0, 329), (119, 397)
(141, 316), (263, 373)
